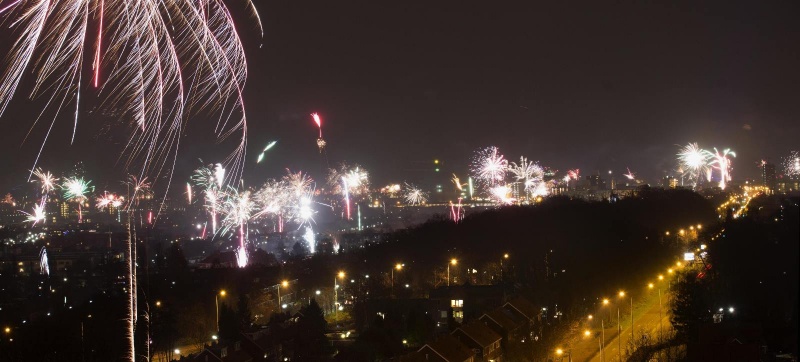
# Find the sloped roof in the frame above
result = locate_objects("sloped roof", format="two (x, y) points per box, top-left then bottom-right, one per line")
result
(420, 334), (474, 362)
(480, 308), (524, 332)
(454, 322), (502, 348)
(398, 350), (447, 362)
(504, 296), (538, 321)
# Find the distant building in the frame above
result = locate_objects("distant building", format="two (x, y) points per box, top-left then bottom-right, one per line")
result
(662, 176), (678, 189)
(586, 174), (606, 190)
(761, 162), (777, 191)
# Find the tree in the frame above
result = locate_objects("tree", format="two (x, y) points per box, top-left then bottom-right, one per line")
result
(218, 303), (239, 342)
(293, 299), (330, 361)
(670, 272), (712, 343)
(237, 293), (252, 330)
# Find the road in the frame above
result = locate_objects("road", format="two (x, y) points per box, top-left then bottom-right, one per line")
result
(562, 289), (672, 362)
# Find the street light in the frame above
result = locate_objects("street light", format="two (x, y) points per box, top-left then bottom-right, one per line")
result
(391, 263), (403, 298)
(216, 290), (226, 332)
(278, 280), (288, 310)
(555, 347), (571, 362)
(335, 271), (345, 314)
(615, 291), (632, 362)
(447, 259), (457, 287)
(500, 253), (509, 280)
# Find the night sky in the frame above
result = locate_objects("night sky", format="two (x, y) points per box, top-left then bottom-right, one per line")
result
(2, 1), (799, 192)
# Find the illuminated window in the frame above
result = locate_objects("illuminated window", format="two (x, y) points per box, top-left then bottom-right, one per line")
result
(451, 299), (464, 308)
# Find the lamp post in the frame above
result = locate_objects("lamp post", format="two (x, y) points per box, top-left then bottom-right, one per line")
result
(216, 290), (226, 332)
(617, 291), (625, 362)
(335, 271), (345, 314)
(500, 253), (509, 281)
(391, 263), (403, 298)
(278, 280), (288, 310)
(447, 259), (457, 287)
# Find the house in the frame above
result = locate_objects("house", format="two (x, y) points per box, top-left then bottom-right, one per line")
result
(415, 334), (475, 362)
(189, 341), (255, 362)
(502, 297), (538, 325)
(452, 322), (503, 362)
(429, 284), (504, 326)
(479, 307), (526, 346)
(241, 329), (284, 362)
(501, 296), (540, 340)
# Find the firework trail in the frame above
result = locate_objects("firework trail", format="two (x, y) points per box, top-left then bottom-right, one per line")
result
(677, 143), (711, 187)
(219, 187), (254, 267)
(708, 148), (736, 190)
(471, 146), (508, 187)
(403, 183), (428, 205)
(186, 182), (192, 204)
(0, 0), (257, 188)
(783, 151), (800, 179)
(39, 246), (49, 276)
(452, 174), (465, 192)
(328, 164), (369, 220)
(449, 199), (464, 222)
(256, 140), (277, 163)
(303, 226), (315, 254)
(311, 113), (326, 153)
(624, 167), (636, 181)
(193, 163), (225, 234)
(61, 176), (92, 223)
(0, 0), (263, 361)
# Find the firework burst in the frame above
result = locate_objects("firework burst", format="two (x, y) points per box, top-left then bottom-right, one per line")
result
(403, 183), (428, 206)
(783, 151), (800, 179)
(22, 200), (47, 225)
(328, 164), (369, 219)
(219, 187), (254, 268)
(509, 157), (545, 198)
(677, 143), (711, 187)
(471, 146), (508, 187)
(61, 176), (92, 223)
